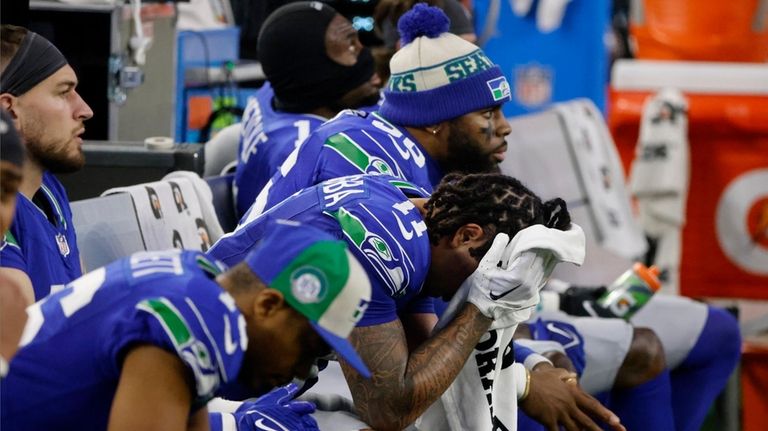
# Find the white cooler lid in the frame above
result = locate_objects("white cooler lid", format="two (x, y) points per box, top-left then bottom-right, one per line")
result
(612, 59), (768, 95)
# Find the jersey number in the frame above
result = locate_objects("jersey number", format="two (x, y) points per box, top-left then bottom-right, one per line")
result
(391, 200), (427, 240)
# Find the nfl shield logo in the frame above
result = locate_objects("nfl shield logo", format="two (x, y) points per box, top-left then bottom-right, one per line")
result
(514, 64), (553, 108)
(56, 233), (70, 257)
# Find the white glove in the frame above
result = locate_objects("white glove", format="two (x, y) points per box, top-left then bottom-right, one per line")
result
(466, 233), (544, 318)
(492, 250), (550, 316)
(465, 233), (510, 318)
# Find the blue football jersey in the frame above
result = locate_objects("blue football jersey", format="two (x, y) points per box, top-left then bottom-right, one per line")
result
(0, 172), (81, 300)
(210, 175), (434, 326)
(245, 109), (444, 221)
(235, 82), (327, 216)
(2, 250), (246, 430)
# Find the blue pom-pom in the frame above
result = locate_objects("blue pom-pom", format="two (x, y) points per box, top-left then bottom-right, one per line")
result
(398, 3), (450, 45)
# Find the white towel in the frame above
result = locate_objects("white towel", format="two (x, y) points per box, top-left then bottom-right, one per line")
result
(502, 224), (586, 273)
(416, 223), (585, 430)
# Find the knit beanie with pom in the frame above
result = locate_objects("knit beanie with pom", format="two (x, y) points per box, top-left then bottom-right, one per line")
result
(379, 3), (511, 126)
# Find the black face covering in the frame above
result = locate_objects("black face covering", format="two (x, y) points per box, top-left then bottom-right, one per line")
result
(258, 1), (375, 113)
(1, 31), (67, 96)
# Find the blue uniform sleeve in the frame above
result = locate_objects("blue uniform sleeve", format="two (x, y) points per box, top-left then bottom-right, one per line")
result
(355, 276), (401, 327)
(514, 342), (538, 364)
(236, 85), (327, 217)
(0, 230), (26, 273)
(316, 129), (400, 183)
(257, 135), (325, 216)
(261, 124), (401, 216)
(403, 296), (434, 315)
(235, 96), (269, 216)
(348, 237), (430, 327)
(107, 282), (246, 409)
(355, 282), (434, 326)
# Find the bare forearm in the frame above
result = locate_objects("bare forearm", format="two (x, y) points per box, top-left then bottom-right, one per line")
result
(406, 304), (491, 413)
(343, 304), (491, 430)
(0, 268), (35, 305)
(108, 345), (196, 431)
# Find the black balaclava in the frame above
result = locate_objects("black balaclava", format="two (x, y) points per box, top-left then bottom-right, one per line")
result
(1, 31), (67, 96)
(258, 1), (374, 113)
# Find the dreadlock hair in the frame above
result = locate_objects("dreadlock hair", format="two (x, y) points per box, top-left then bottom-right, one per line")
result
(424, 172), (571, 260)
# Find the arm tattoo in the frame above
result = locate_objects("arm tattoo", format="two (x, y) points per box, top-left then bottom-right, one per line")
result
(339, 304), (492, 431)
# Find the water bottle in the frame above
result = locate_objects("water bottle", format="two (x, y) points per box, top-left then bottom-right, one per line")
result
(595, 263), (661, 320)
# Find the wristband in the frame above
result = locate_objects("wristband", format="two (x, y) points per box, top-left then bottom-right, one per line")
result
(515, 339), (566, 355)
(523, 352), (552, 370)
(207, 398), (242, 413)
(513, 340), (555, 370)
(208, 412), (237, 431)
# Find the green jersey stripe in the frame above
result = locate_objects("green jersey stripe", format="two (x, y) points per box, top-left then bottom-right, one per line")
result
(137, 298), (192, 348)
(3, 231), (19, 247)
(327, 208), (367, 247)
(325, 133), (371, 173)
(196, 256), (223, 278)
(388, 179), (422, 195)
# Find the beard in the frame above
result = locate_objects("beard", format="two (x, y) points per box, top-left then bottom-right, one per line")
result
(23, 121), (85, 174)
(439, 124), (502, 175)
(27, 139), (84, 174)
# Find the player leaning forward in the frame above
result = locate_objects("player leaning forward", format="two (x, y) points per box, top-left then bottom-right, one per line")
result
(2, 223), (372, 431)
(210, 173), (624, 431)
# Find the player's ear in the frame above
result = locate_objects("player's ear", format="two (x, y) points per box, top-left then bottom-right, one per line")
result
(0, 94), (19, 126)
(253, 289), (286, 318)
(452, 223), (485, 246)
(411, 198), (428, 217)
(423, 121), (448, 137)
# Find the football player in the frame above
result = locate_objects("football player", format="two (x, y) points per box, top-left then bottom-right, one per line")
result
(2, 223), (371, 431)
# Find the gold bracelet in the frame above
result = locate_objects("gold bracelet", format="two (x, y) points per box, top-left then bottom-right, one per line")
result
(520, 368), (532, 401)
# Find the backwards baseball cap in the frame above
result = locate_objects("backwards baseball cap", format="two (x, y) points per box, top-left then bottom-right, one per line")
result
(244, 221), (372, 378)
(379, 3), (511, 127)
(0, 27), (68, 97)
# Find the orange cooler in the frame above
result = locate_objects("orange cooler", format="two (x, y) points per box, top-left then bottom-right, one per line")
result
(630, 0), (768, 62)
(610, 60), (768, 299)
(742, 342), (768, 431)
